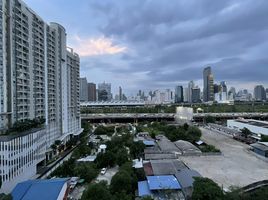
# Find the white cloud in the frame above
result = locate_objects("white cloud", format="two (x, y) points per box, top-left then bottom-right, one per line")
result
(70, 35), (127, 57)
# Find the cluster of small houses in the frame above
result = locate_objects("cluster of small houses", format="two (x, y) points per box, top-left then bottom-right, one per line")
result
(134, 132), (204, 200)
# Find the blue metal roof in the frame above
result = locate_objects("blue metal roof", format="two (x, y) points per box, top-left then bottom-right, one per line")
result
(138, 181), (152, 197)
(147, 175), (181, 190)
(12, 178), (68, 200)
(143, 140), (155, 146)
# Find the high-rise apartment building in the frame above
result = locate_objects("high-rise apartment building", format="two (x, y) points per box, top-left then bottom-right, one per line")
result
(88, 82), (96, 101)
(203, 66), (214, 102)
(188, 81), (195, 103)
(175, 85), (183, 103)
(254, 85), (266, 101)
(0, 0), (82, 193)
(79, 77), (88, 102)
(98, 82), (112, 101)
(192, 87), (201, 103)
(119, 86), (123, 100)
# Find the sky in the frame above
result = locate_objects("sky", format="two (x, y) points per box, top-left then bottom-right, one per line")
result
(24, 0), (268, 95)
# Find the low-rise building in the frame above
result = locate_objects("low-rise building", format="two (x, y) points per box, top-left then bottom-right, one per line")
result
(11, 178), (69, 200)
(250, 142), (268, 157)
(227, 119), (268, 137)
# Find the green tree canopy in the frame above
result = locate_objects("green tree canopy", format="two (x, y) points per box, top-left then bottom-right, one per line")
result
(192, 177), (223, 200)
(81, 181), (112, 200)
(241, 128), (251, 138)
(110, 170), (133, 194)
(74, 163), (98, 183)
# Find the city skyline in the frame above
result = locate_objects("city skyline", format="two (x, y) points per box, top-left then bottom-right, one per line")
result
(24, 0), (268, 94)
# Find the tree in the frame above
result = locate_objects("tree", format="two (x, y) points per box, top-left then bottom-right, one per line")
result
(95, 151), (116, 168)
(183, 123), (189, 130)
(81, 181), (112, 200)
(50, 158), (76, 177)
(260, 134), (268, 142)
(186, 126), (202, 143)
(74, 163), (98, 183)
(192, 177), (223, 200)
(241, 128), (251, 138)
(116, 148), (129, 166)
(110, 170), (133, 194)
(130, 141), (145, 159)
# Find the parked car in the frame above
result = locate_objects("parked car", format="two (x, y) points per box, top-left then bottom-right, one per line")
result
(101, 168), (107, 175)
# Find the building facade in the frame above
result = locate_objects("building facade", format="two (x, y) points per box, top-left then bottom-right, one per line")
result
(254, 85), (266, 101)
(203, 66), (214, 102)
(88, 82), (96, 101)
(79, 77), (88, 102)
(0, 0), (82, 193)
(98, 82), (112, 101)
(175, 86), (183, 103)
(191, 87), (201, 103)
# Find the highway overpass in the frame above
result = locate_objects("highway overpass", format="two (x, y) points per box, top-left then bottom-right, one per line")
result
(81, 112), (268, 123)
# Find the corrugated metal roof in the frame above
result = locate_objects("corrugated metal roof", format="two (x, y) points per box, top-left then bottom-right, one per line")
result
(147, 175), (181, 190)
(12, 178), (68, 200)
(143, 140), (155, 146)
(150, 159), (186, 175)
(138, 181), (152, 197)
(251, 143), (268, 151)
(175, 169), (201, 189)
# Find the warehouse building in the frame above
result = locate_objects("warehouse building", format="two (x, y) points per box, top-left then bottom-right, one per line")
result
(250, 142), (268, 157)
(227, 119), (268, 137)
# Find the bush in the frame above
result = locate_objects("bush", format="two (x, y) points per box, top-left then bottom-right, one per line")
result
(199, 145), (220, 153)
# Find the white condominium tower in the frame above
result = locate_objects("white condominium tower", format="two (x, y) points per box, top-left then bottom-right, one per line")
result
(0, 0), (82, 193)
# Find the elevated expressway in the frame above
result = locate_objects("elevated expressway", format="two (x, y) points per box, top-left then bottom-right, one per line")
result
(81, 112), (268, 123)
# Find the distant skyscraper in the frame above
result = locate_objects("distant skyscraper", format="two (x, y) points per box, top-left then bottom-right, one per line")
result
(175, 86), (183, 103)
(98, 82), (112, 101)
(188, 81), (195, 103)
(254, 85), (266, 101)
(88, 83), (96, 101)
(220, 81), (227, 93)
(203, 66), (214, 102)
(80, 77), (88, 102)
(266, 88), (268, 99)
(184, 87), (189, 102)
(119, 86), (122, 100)
(192, 87), (201, 103)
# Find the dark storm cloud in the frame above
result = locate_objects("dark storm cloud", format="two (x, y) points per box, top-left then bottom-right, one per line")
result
(88, 0), (268, 88)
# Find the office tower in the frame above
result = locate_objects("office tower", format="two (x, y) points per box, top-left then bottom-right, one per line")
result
(79, 77), (88, 102)
(228, 87), (236, 100)
(254, 85), (266, 101)
(175, 85), (183, 103)
(0, 0), (82, 193)
(203, 66), (214, 102)
(266, 88), (268, 99)
(119, 86), (122, 100)
(188, 81), (195, 103)
(220, 81), (227, 93)
(192, 87), (201, 103)
(215, 81), (228, 102)
(235, 89), (252, 101)
(184, 87), (189, 102)
(88, 83), (96, 101)
(98, 82), (112, 101)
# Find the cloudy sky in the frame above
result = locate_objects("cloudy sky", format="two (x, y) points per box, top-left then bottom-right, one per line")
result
(24, 0), (268, 95)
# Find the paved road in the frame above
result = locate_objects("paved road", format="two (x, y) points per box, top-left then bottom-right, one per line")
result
(95, 166), (119, 185)
(180, 127), (268, 190)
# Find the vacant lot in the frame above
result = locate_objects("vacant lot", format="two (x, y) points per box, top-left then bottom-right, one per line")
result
(180, 127), (268, 190)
